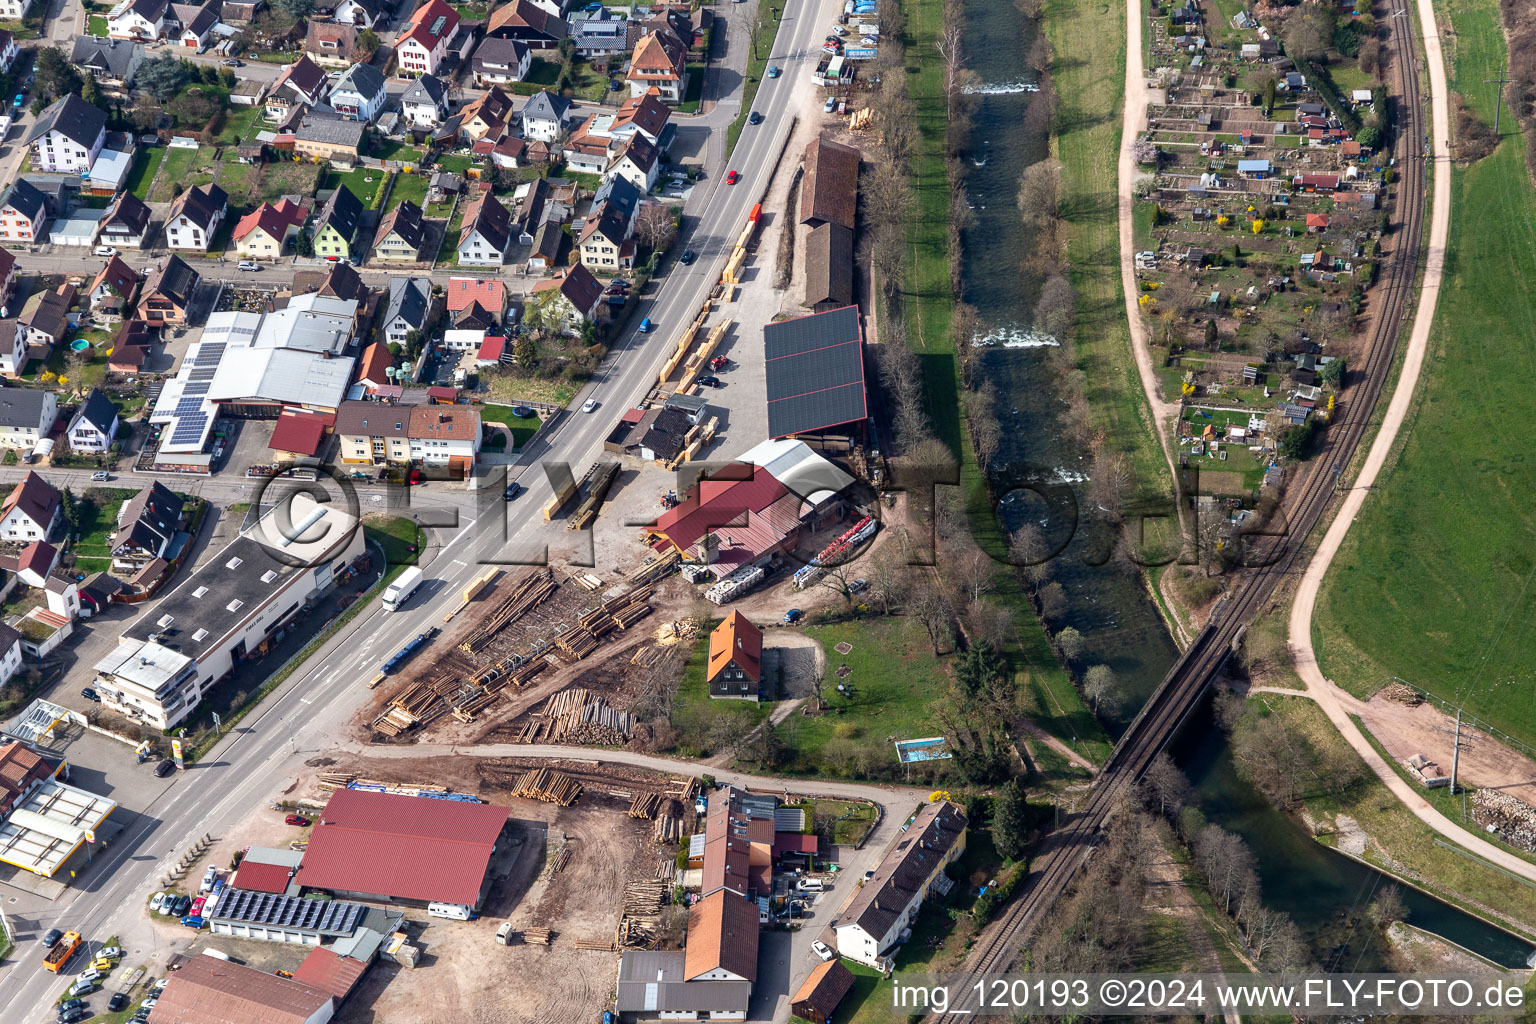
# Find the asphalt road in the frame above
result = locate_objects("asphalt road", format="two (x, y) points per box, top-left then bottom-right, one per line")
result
(0, 0), (841, 1015)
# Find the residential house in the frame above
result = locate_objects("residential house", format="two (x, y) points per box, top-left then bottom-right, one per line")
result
(832, 801), (967, 968)
(353, 340), (393, 392)
(310, 261), (368, 305)
(234, 200), (307, 260)
(164, 182), (227, 252)
(561, 123), (609, 175)
(609, 134), (659, 192)
(485, 0), (568, 49)
(469, 36), (530, 85)
(577, 202), (632, 271)
(372, 201), (427, 263)
(0, 30), (16, 73)
(459, 85), (516, 142)
(18, 285), (75, 353)
(530, 264), (602, 334)
(312, 185), (363, 262)
(106, 0), (166, 40)
(334, 0), (386, 27)
(0, 395), (57, 453)
(800, 136), (860, 229)
(400, 74), (448, 127)
(172, 2), (218, 47)
(292, 114), (366, 164)
(334, 400), (481, 473)
(110, 481), (183, 571)
(0, 0), (28, 21)
(406, 404), (480, 470)
(107, 319), (151, 374)
(88, 255), (140, 315)
(99, 192), (152, 250)
(520, 89), (571, 142)
(444, 277), (506, 323)
(330, 62), (386, 122)
(0, 473), (62, 541)
(591, 174), (641, 227)
(480, 134), (527, 170)
(568, 6), (628, 59)
(305, 20), (359, 67)
(627, 30), (687, 103)
(380, 276), (432, 347)
(268, 56), (331, 118)
(0, 247), (16, 313)
(706, 611), (762, 700)
(0, 324), (24, 377)
(456, 191), (513, 266)
(604, 87), (672, 149)
(0, 180), (47, 244)
(66, 388), (119, 453)
(396, 0), (460, 77)
(511, 175), (575, 245)
(70, 37), (145, 93)
(219, 0), (266, 21)
(137, 254), (200, 325)
(24, 95), (107, 174)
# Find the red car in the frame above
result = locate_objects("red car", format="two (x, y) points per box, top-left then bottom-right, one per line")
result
(726, 170), (740, 185)
(284, 814), (311, 827)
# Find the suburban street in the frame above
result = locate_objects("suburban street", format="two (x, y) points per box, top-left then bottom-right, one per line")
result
(0, 0), (846, 1016)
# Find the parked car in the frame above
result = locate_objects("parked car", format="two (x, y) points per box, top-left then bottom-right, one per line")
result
(79, 687), (100, 702)
(748, 110), (763, 125)
(90, 471), (110, 481)
(849, 578), (869, 593)
(638, 317), (653, 332)
(67, 980), (95, 998)
(77, 969), (101, 985)
(709, 356), (730, 370)
(99, 946), (120, 960)
(180, 915), (204, 929)
(57, 999), (84, 1016)
(155, 759), (175, 777)
(582, 399), (599, 413)
(221, 58), (243, 66)
(679, 249), (696, 265)
(284, 814), (310, 826)
(237, 261), (260, 271)
(190, 896), (206, 917)
(725, 170), (740, 185)
(148, 893), (165, 912)
(766, 64), (781, 77)
(784, 608), (803, 624)
(43, 928), (63, 947)
(90, 956), (114, 972)
(57, 1006), (86, 1024)
(811, 940), (835, 961)
(831, 24), (848, 34)
(697, 375), (721, 388)
(108, 993), (129, 1012)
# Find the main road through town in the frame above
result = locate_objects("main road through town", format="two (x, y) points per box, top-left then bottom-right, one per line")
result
(0, 0), (846, 1013)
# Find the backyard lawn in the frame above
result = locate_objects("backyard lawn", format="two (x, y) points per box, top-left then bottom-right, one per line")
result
(483, 373), (578, 406)
(321, 167), (390, 208)
(434, 155), (478, 174)
(479, 403), (542, 450)
(124, 148), (164, 200)
(71, 488), (138, 573)
(374, 140), (425, 164)
(149, 148), (219, 202)
(670, 629), (769, 757)
(214, 105), (264, 146)
(385, 171), (429, 211)
(252, 162), (323, 204)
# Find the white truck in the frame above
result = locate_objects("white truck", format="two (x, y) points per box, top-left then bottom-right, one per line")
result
(382, 566), (425, 612)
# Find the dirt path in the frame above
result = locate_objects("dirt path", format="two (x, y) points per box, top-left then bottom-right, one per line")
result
(1279, 0), (1536, 882)
(1117, 3), (1185, 520)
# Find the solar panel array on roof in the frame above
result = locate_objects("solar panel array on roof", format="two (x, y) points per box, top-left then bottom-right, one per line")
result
(184, 381), (210, 395)
(170, 415), (207, 445)
(174, 397), (205, 415)
(763, 306), (867, 438)
(212, 887), (367, 935)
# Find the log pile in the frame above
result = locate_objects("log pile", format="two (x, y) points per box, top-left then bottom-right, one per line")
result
(653, 619), (700, 647)
(629, 792), (663, 819)
(653, 815), (682, 844)
(554, 626), (600, 661)
(316, 772), (357, 790)
(623, 879), (666, 917)
(513, 767), (583, 805)
(541, 688), (636, 744)
(521, 927), (553, 945)
(551, 845), (573, 874)
(573, 939), (616, 951)
(627, 550), (680, 585)
(460, 569), (559, 654)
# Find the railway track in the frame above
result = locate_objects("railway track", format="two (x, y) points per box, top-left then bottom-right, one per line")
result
(933, 10), (1430, 1005)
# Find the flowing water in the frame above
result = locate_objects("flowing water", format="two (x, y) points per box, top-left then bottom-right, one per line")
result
(957, 0), (1534, 969)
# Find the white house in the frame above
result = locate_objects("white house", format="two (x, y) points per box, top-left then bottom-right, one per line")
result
(400, 74), (448, 127)
(164, 182), (227, 252)
(609, 135), (660, 193)
(406, 404), (480, 468)
(520, 89), (571, 142)
(395, 0), (460, 77)
(107, 0), (167, 40)
(381, 277), (432, 346)
(0, 323), (24, 376)
(329, 62), (386, 123)
(455, 192), (513, 267)
(0, 472), (63, 542)
(66, 388), (120, 454)
(530, 264), (603, 335)
(173, 2), (218, 48)
(23, 95), (108, 174)
(0, 180), (47, 244)
(0, 623), (23, 689)
(0, 30), (19, 72)
(832, 802), (967, 968)
(470, 36), (531, 86)
(0, 0), (31, 23)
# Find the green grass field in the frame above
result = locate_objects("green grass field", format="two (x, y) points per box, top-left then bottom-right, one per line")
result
(386, 172), (429, 211)
(125, 148), (164, 200)
(72, 487), (138, 573)
(479, 403), (541, 449)
(321, 168), (389, 208)
(1313, 0), (1536, 745)
(670, 630), (769, 757)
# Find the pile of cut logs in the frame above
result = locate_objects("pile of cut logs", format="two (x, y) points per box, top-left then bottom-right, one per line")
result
(629, 792), (664, 819)
(541, 688), (636, 744)
(653, 815), (682, 844)
(461, 569), (560, 654)
(521, 927), (552, 945)
(513, 767), (583, 805)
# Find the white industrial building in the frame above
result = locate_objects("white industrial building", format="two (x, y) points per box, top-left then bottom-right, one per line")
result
(91, 494), (366, 729)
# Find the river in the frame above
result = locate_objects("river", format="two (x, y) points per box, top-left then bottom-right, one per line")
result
(956, 0), (1535, 970)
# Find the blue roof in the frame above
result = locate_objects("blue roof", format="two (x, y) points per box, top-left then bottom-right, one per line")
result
(1237, 160), (1270, 172)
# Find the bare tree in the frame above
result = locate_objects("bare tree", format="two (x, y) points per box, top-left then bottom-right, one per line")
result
(956, 546), (994, 606)
(968, 599), (1015, 653)
(1016, 157), (1062, 226)
(1083, 664), (1119, 714)
(908, 573), (954, 654)
(1140, 752), (1192, 818)
(1054, 625), (1086, 660)
(934, 17), (963, 119)
(1088, 451), (1132, 517)
(1282, 6), (1332, 62)
(966, 383), (1001, 470)
(814, 562), (859, 605)
(634, 203), (677, 254)
(1034, 272), (1074, 343)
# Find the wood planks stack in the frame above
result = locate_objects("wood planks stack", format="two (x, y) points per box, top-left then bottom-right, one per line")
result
(574, 939), (617, 951)
(316, 772), (357, 790)
(513, 767), (583, 805)
(628, 550), (680, 586)
(460, 569), (560, 654)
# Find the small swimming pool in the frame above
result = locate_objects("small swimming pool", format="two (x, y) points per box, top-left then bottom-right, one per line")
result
(70, 339), (91, 352)
(895, 737), (952, 763)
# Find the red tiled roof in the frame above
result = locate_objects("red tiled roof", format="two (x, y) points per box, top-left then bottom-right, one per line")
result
(16, 540), (57, 577)
(708, 611), (762, 684)
(294, 789), (508, 906)
(1306, 214), (1330, 228)
(233, 199), (306, 243)
(477, 335), (506, 360)
(268, 410), (332, 458)
(774, 831), (818, 855)
(444, 277), (506, 312)
(292, 947), (368, 1001)
(684, 890), (759, 983)
(233, 860), (296, 895)
(426, 385), (459, 401)
(355, 341), (392, 387)
(400, 0), (460, 51)
(649, 465), (789, 553)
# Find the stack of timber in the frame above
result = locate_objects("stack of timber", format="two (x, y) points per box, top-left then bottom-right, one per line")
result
(654, 815), (682, 844)
(627, 550), (680, 586)
(629, 792), (663, 819)
(541, 687), (636, 743)
(460, 569), (560, 654)
(652, 619), (699, 647)
(574, 939), (617, 951)
(623, 879), (666, 917)
(522, 927), (553, 945)
(373, 676), (454, 735)
(553, 626), (600, 661)
(316, 772), (357, 790)
(513, 767), (583, 805)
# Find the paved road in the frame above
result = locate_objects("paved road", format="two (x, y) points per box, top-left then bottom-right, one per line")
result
(0, 0), (841, 1015)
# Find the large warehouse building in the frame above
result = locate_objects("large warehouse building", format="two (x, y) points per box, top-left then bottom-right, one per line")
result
(762, 305), (867, 448)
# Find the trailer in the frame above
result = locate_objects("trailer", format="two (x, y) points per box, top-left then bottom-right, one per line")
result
(382, 629), (438, 674)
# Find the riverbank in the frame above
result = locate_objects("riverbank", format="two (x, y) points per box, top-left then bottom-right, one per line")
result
(1312, 0), (1536, 749)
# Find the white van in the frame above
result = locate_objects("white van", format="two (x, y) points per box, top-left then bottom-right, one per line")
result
(796, 877), (827, 892)
(200, 949), (230, 961)
(428, 902), (471, 921)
